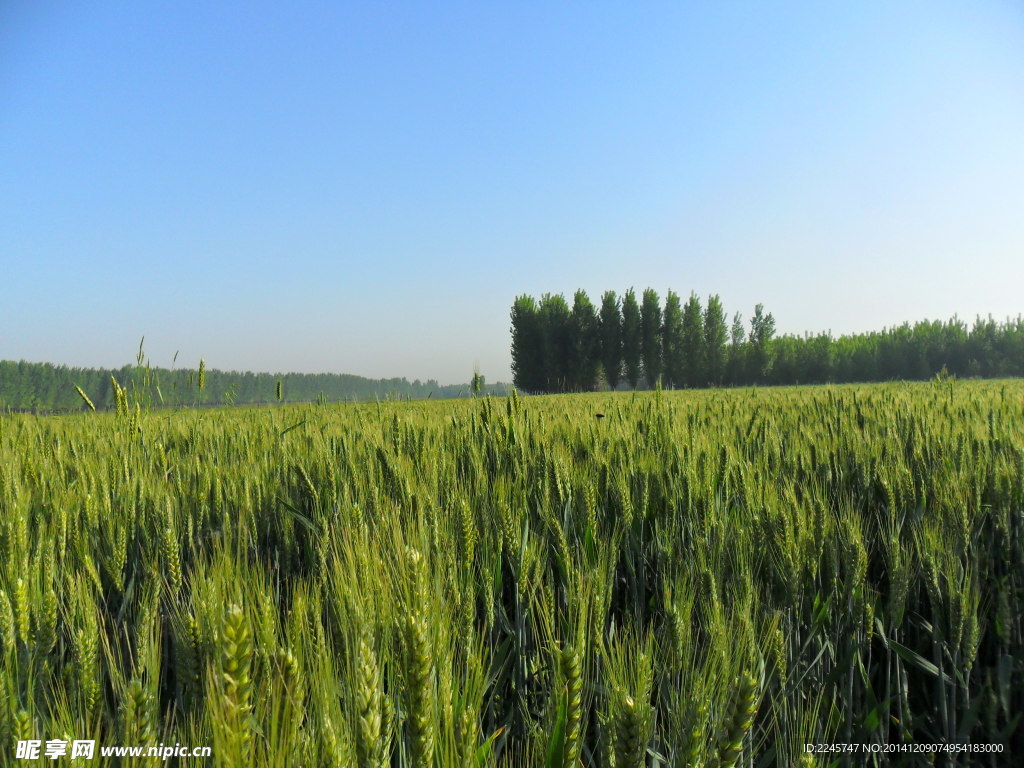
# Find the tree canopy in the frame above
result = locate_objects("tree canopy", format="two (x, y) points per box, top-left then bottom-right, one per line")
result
(509, 289), (1024, 393)
(0, 359), (506, 413)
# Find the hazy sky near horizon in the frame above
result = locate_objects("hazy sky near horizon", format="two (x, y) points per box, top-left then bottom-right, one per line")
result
(3, 2), (1023, 384)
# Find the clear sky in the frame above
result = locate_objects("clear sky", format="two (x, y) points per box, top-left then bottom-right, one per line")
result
(3, 1), (1023, 384)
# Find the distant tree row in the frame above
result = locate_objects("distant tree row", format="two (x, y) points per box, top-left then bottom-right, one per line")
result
(0, 360), (506, 413)
(510, 289), (1024, 392)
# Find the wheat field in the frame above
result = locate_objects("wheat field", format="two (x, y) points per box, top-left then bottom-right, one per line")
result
(0, 379), (1021, 766)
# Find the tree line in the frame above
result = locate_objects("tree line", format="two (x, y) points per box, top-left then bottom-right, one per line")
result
(510, 289), (1024, 392)
(0, 359), (506, 413)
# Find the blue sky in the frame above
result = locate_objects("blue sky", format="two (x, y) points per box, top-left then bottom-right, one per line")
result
(2, 1), (1023, 383)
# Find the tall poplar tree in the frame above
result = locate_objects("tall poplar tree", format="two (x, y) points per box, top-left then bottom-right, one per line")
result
(570, 290), (599, 391)
(728, 312), (745, 385)
(621, 288), (642, 389)
(640, 288), (662, 387)
(539, 293), (573, 392)
(599, 291), (622, 389)
(661, 290), (683, 388)
(749, 303), (776, 383)
(510, 295), (545, 392)
(704, 294), (728, 386)
(680, 292), (705, 388)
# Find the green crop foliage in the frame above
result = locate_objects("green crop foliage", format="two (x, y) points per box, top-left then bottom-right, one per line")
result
(0, 379), (1021, 765)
